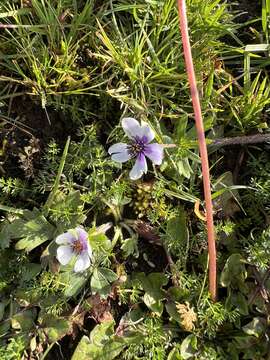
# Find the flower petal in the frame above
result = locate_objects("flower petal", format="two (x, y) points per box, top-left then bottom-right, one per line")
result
(57, 245), (73, 265)
(55, 232), (74, 245)
(122, 117), (142, 139)
(140, 121), (155, 143)
(144, 143), (164, 165)
(129, 153), (148, 180)
(109, 143), (132, 163)
(74, 252), (91, 272)
(76, 227), (88, 242)
(108, 143), (128, 155)
(111, 151), (132, 163)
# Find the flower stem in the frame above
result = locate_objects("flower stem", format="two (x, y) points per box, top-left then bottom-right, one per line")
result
(177, 0), (217, 301)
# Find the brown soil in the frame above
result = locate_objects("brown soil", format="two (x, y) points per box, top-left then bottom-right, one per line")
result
(235, 0), (261, 21)
(0, 96), (75, 178)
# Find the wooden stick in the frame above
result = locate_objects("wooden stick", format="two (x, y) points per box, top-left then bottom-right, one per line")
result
(163, 133), (270, 149)
(177, 0), (217, 301)
(213, 133), (270, 147)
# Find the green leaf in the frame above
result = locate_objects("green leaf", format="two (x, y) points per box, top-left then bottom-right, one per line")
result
(60, 271), (90, 298)
(175, 114), (188, 140)
(167, 286), (188, 302)
(89, 320), (115, 345)
(0, 321), (10, 336)
(226, 292), (248, 316)
(220, 254), (247, 287)
(0, 8), (31, 19)
(0, 302), (6, 321)
(11, 309), (36, 332)
(143, 292), (163, 315)
(180, 334), (197, 359)
(71, 321), (125, 360)
(9, 209), (55, 252)
(233, 335), (258, 349)
(134, 273), (168, 315)
(89, 231), (112, 253)
(165, 302), (182, 324)
(242, 317), (266, 338)
(177, 157), (193, 179)
(38, 315), (70, 342)
(165, 208), (188, 257)
(168, 345), (181, 360)
(20, 263), (42, 282)
(72, 336), (94, 360)
(120, 236), (139, 257)
(91, 267), (118, 296)
(0, 222), (11, 249)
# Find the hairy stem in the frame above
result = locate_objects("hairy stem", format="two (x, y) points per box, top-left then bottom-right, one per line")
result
(177, 0), (217, 301)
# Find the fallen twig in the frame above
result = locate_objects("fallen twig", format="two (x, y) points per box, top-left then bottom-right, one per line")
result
(213, 133), (270, 147)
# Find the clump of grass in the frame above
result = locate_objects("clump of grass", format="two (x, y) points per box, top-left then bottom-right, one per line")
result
(94, 0), (237, 120)
(0, 0), (104, 106)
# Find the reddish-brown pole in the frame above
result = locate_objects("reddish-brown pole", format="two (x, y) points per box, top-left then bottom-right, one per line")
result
(177, 0), (217, 301)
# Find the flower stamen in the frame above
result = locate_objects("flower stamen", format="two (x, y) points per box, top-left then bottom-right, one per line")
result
(72, 239), (84, 254)
(128, 139), (145, 157)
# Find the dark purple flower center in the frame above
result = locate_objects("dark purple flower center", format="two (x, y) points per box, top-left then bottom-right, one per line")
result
(72, 238), (87, 254)
(128, 136), (147, 157)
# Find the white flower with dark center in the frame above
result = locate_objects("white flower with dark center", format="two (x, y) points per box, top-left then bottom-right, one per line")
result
(55, 227), (92, 272)
(108, 117), (164, 180)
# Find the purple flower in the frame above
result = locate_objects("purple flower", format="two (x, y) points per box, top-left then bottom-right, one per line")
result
(55, 227), (92, 272)
(108, 117), (164, 180)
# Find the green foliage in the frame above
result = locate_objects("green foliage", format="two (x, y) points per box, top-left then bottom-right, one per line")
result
(247, 227), (270, 270)
(163, 207), (189, 264)
(225, 72), (270, 133)
(38, 314), (70, 343)
(91, 267), (118, 296)
(220, 253), (247, 288)
(0, 336), (26, 360)
(122, 317), (173, 360)
(0, 0), (103, 103)
(198, 297), (240, 339)
(72, 321), (125, 360)
(48, 190), (86, 229)
(262, 0), (270, 41)
(0, 177), (28, 197)
(133, 272), (168, 315)
(0, 0), (269, 359)
(179, 334), (197, 360)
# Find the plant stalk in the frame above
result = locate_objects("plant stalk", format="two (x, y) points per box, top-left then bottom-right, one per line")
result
(177, 0), (217, 301)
